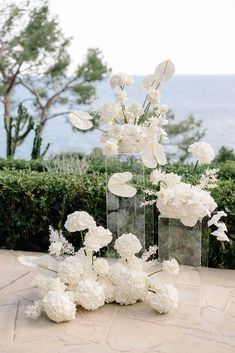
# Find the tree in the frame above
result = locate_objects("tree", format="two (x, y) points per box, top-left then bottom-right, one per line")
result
(0, 0), (109, 156)
(165, 111), (205, 162)
(215, 146), (235, 162)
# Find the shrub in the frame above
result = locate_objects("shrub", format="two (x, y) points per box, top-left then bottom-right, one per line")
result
(0, 168), (234, 268)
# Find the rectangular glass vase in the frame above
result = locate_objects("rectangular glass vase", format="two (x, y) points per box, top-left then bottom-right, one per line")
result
(158, 216), (208, 267)
(105, 153), (155, 257)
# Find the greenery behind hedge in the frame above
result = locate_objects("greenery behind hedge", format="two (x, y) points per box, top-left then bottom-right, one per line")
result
(0, 160), (234, 268)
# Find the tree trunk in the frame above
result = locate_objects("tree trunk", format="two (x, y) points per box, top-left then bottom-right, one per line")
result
(3, 93), (13, 158)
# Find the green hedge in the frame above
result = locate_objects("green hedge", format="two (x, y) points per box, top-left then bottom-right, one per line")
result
(0, 168), (234, 268)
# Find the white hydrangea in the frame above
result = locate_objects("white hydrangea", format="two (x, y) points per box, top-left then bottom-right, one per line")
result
(43, 290), (76, 322)
(110, 73), (134, 88)
(162, 259), (179, 275)
(84, 226), (112, 252)
(157, 181), (217, 227)
(93, 258), (110, 276)
(64, 211), (96, 233)
(33, 275), (66, 299)
(109, 262), (148, 305)
(25, 300), (43, 320)
(114, 233), (142, 259)
(74, 279), (105, 310)
(97, 277), (116, 303)
(188, 142), (215, 165)
(146, 283), (178, 314)
(57, 256), (84, 287)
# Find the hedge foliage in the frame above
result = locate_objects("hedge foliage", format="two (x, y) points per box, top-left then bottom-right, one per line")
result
(0, 159), (234, 268)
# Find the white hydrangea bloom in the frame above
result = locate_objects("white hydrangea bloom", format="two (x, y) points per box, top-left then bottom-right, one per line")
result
(74, 279), (105, 310)
(84, 226), (112, 252)
(43, 290), (76, 323)
(109, 262), (148, 305)
(64, 211), (96, 232)
(114, 233), (142, 259)
(97, 277), (116, 303)
(110, 73), (134, 88)
(33, 275), (66, 299)
(25, 300), (43, 320)
(162, 259), (179, 275)
(93, 258), (110, 276)
(57, 256), (84, 287)
(146, 283), (178, 314)
(188, 142), (215, 165)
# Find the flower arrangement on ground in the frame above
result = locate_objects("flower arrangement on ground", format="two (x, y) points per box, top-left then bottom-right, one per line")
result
(19, 211), (179, 323)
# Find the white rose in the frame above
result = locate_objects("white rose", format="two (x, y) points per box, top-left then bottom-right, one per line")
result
(94, 258), (110, 276)
(102, 139), (119, 155)
(64, 211), (96, 232)
(110, 73), (134, 88)
(188, 142), (215, 165)
(162, 259), (179, 275)
(115, 90), (127, 102)
(148, 87), (161, 105)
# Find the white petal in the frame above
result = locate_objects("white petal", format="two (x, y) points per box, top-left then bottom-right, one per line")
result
(140, 74), (155, 91)
(69, 112), (93, 130)
(107, 172), (137, 198)
(154, 60), (175, 82)
(141, 141), (166, 168)
(18, 255), (58, 271)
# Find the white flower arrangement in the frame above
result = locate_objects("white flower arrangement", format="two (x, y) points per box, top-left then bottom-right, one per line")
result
(18, 211), (179, 323)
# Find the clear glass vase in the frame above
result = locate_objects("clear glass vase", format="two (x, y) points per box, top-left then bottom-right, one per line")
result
(158, 216), (208, 267)
(105, 153), (155, 257)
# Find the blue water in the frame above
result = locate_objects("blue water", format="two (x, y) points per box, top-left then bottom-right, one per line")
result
(0, 75), (235, 159)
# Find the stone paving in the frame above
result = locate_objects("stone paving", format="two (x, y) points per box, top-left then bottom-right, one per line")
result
(0, 249), (235, 353)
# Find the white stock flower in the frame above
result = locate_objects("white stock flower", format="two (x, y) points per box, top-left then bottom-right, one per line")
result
(148, 87), (161, 105)
(84, 226), (112, 252)
(188, 142), (215, 164)
(108, 172), (137, 198)
(48, 242), (63, 257)
(146, 283), (178, 314)
(69, 111), (93, 130)
(74, 279), (105, 310)
(127, 101), (144, 118)
(115, 90), (127, 102)
(57, 256), (84, 287)
(43, 290), (76, 323)
(102, 139), (119, 155)
(162, 259), (179, 275)
(110, 73), (134, 88)
(25, 300), (43, 320)
(100, 103), (120, 123)
(114, 233), (142, 259)
(141, 141), (167, 168)
(64, 211), (96, 232)
(93, 258), (110, 276)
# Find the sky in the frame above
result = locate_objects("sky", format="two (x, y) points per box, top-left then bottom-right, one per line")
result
(50, 0), (235, 75)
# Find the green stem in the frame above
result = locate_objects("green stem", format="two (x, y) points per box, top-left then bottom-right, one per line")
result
(38, 264), (57, 273)
(148, 269), (163, 277)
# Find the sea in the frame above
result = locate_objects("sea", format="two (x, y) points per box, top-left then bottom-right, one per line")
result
(0, 75), (235, 159)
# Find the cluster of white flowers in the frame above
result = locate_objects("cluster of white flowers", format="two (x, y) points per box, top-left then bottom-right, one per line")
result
(19, 211), (179, 323)
(48, 226), (75, 257)
(198, 169), (219, 190)
(188, 142), (215, 165)
(70, 60), (175, 170)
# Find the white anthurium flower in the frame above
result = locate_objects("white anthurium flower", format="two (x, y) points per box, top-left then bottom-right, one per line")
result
(18, 254), (58, 271)
(69, 111), (93, 130)
(141, 141), (167, 168)
(108, 172), (137, 198)
(154, 60), (175, 82)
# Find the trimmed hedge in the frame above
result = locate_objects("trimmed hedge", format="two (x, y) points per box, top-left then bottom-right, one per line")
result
(0, 167), (234, 268)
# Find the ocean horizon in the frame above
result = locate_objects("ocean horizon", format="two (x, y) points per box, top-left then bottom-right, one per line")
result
(0, 74), (235, 160)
